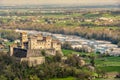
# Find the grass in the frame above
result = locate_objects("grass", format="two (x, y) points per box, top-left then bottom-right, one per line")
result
(69, 13), (82, 17)
(98, 66), (120, 72)
(62, 49), (77, 56)
(94, 78), (120, 80)
(50, 77), (76, 80)
(42, 13), (82, 18)
(95, 56), (120, 72)
(95, 57), (120, 66)
(50, 77), (120, 80)
(54, 20), (80, 27)
(4, 41), (14, 46)
(62, 49), (120, 72)
(62, 49), (85, 56)
(3, 41), (14, 51)
(82, 13), (101, 18)
(42, 13), (66, 18)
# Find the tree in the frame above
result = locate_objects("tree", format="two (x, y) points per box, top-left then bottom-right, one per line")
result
(53, 53), (62, 62)
(14, 77), (19, 80)
(89, 53), (97, 67)
(62, 41), (71, 49)
(66, 54), (85, 67)
(76, 70), (93, 80)
(29, 75), (40, 80)
(0, 38), (3, 44)
(0, 75), (7, 80)
(41, 50), (46, 56)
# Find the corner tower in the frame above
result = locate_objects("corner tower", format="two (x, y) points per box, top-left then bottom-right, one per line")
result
(28, 35), (37, 49)
(20, 32), (28, 49)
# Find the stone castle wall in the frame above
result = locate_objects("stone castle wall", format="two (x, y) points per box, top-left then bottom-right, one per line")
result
(26, 49), (42, 57)
(21, 57), (45, 67)
(13, 48), (27, 58)
(20, 32), (28, 49)
(27, 34), (61, 51)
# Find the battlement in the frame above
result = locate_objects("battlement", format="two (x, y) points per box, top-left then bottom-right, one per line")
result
(26, 33), (61, 50)
(11, 32), (62, 54)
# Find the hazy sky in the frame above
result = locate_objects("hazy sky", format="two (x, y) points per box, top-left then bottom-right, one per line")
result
(0, 0), (119, 5)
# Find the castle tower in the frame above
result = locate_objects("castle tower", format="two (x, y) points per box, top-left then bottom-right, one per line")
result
(9, 44), (17, 56)
(52, 40), (61, 51)
(46, 36), (52, 43)
(36, 34), (43, 40)
(28, 36), (37, 49)
(20, 32), (28, 49)
(9, 45), (14, 56)
(45, 36), (52, 49)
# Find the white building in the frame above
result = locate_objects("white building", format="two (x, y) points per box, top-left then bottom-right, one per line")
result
(71, 44), (82, 49)
(109, 48), (120, 56)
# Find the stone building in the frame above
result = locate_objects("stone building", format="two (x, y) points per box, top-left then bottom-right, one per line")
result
(9, 32), (63, 66)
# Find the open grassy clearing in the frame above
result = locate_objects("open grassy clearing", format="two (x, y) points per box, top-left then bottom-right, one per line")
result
(94, 78), (120, 80)
(98, 66), (120, 72)
(95, 56), (120, 72)
(42, 13), (66, 18)
(62, 49), (86, 56)
(95, 57), (120, 66)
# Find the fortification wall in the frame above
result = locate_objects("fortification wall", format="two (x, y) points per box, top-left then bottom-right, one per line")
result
(13, 48), (27, 58)
(36, 41), (46, 49)
(52, 43), (61, 51)
(45, 49), (56, 56)
(21, 57), (45, 66)
(27, 49), (42, 57)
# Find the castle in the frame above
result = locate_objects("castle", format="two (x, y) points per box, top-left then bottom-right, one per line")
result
(9, 32), (63, 66)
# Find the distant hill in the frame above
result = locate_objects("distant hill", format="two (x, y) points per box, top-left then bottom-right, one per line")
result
(0, 4), (119, 9)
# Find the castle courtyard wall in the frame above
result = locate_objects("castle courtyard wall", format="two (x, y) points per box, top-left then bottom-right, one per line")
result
(21, 57), (45, 66)
(13, 48), (27, 58)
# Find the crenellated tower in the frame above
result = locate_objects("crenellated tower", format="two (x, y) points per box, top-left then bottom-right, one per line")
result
(45, 36), (52, 49)
(20, 32), (28, 49)
(28, 36), (37, 49)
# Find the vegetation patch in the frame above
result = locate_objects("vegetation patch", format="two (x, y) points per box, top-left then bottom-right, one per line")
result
(50, 77), (75, 80)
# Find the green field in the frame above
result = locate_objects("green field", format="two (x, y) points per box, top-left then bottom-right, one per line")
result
(95, 56), (120, 72)
(62, 49), (120, 72)
(94, 78), (120, 80)
(62, 49), (85, 56)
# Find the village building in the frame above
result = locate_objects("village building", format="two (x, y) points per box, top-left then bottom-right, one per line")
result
(71, 44), (82, 49)
(109, 48), (120, 56)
